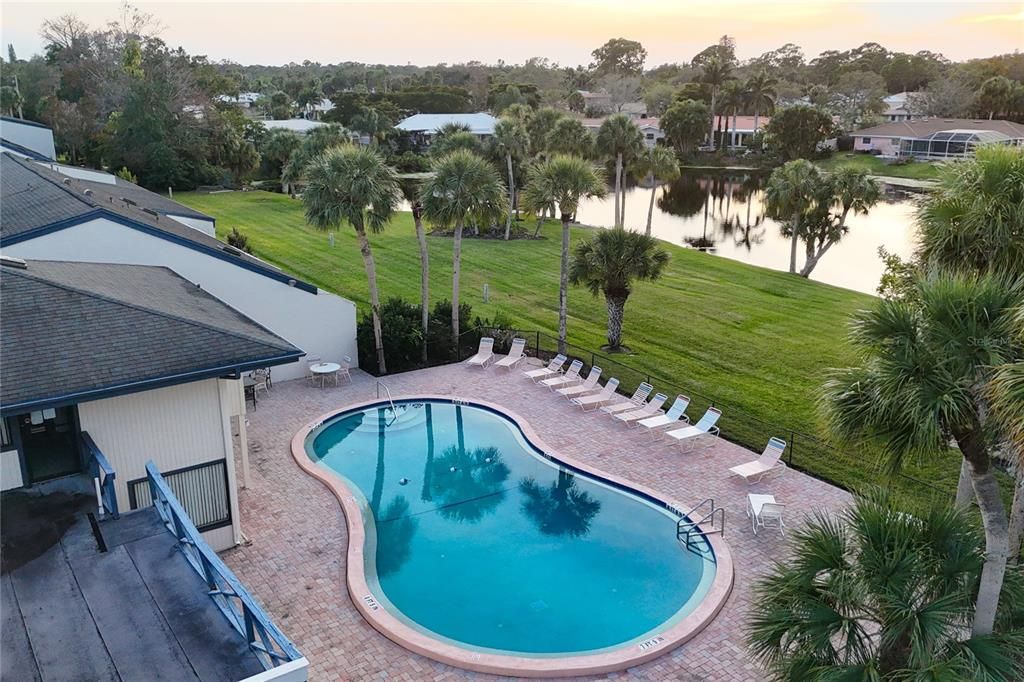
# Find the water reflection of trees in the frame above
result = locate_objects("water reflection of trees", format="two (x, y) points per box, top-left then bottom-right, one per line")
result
(375, 496), (418, 577)
(518, 470), (602, 538)
(657, 173), (705, 219)
(428, 445), (511, 523)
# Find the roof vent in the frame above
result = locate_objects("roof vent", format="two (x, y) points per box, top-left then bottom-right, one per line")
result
(142, 207), (159, 218)
(83, 188), (93, 196)
(223, 245), (243, 256)
(0, 255), (28, 269)
(62, 177), (71, 185)
(121, 197), (137, 206)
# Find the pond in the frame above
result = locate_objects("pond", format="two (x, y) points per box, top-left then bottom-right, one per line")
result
(573, 170), (920, 295)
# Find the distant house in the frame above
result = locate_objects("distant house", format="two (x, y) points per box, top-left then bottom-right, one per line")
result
(579, 116), (664, 148)
(0, 115), (57, 160)
(260, 118), (327, 134)
(852, 118), (1024, 159)
(395, 112), (498, 147)
(882, 92), (917, 122)
(1, 152), (358, 382)
(216, 92), (264, 108)
(713, 115), (772, 148)
(304, 98), (334, 120)
(577, 90), (612, 114)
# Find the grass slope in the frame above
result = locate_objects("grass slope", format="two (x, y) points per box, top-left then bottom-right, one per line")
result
(178, 190), (963, 503)
(817, 153), (941, 180)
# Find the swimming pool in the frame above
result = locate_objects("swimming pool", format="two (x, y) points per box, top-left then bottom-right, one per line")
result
(295, 397), (732, 676)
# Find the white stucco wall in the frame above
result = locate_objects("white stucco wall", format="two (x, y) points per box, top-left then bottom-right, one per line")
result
(77, 378), (242, 551)
(166, 214), (216, 237)
(0, 119), (56, 159)
(5, 217), (358, 380)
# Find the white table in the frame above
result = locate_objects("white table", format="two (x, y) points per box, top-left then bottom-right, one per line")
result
(747, 493), (784, 536)
(310, 362), (340, 388)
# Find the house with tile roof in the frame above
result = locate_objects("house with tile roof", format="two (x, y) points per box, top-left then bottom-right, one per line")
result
(1, 152), (358, 382)
(851, 118), (1024, 159)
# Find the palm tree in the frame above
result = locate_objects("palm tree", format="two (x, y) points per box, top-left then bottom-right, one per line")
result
(520, 155), (606, 351)
(280, 124), (353, 196)
(765, 159), (820, 274)
(546, 117), (594, 159)
(700, 56), (734, 150)
(719, 80), (746, 149)
(990, 303), (1024, 560)
(420, 150), (508, 340)
(596, 114), (643, 228)
(631, 146), (680, 236)
(745, 71), (778, 135)
(491, 118), (529, 240)
(748, 489), (1024, 679)
(569, 227), (669, 350)
(303, 146), (400, 374)
(526, 107), (566, 158)
(798, 167), (880, 277)
(977, 76), (1014, 120)
(398, 176), (430, 363)
(917, 145), (1024, 277)
(519, 471), (602, 538)
(820, 272), (1024, 636)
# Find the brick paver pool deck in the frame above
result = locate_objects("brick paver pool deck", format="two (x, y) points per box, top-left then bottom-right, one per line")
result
(225, 363), (852, 681)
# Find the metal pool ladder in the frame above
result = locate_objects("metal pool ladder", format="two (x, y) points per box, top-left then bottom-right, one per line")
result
(676, 498), (725, 550)
(375, 380), (398, 423)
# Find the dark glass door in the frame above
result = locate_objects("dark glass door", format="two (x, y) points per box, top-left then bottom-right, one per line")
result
(19, 407), (80, 483)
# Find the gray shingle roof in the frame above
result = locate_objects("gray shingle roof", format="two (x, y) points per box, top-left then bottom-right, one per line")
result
(1, 259), (303, 412)
(0, 154), (312, 291)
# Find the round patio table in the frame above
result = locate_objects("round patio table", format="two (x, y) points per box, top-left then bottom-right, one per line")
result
(310, 362), (340, 388)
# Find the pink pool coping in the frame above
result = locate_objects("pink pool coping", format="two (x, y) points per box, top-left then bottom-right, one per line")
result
(289, 394), (735, 678)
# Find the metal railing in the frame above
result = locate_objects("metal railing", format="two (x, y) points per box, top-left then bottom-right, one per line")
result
(144, 461), (304, 672)
(129, 459), (231, 532)
(457, 326), (955, 500)
(82, 431), (119, 519)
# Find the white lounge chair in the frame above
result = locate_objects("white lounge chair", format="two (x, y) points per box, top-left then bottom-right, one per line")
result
(747, 493), (785, 536)
(613, 393), (668, 425)
(638, 395), (690, 437)
(571, 378), (620, 411)
(730, 437), (787, 483)
(666, 407), (722, 451)
(557, 366), (602, 399)
(599, 382), (653, 415)
(466, 337), (494, 367)
(493, 338), (527, 370)
(540, 359), (583, 390)
(523, 354), (566, 382)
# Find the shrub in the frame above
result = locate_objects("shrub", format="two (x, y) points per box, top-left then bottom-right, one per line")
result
(356, 297), (516, 375)
(226, 228), (252, 253)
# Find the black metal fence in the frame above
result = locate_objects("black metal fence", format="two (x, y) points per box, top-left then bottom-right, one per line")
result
(129, 459), (232, 532)
(454, 326), (953, 499)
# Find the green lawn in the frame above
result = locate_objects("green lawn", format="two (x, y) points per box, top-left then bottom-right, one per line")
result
(179, 190), (964, 503)
(817, 153), (941, 180)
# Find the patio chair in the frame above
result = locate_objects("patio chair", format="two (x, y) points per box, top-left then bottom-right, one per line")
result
(249, 369), (270, 397)
(466, 337), (495, 367)
(557, 366), (602, 399)
(638, 395), (690, 437)
(599, 382), (653, 416)
(305, 356), (322, 386)
(333, 356), (353, 385)
(571, 378), (620, 411)
(540, 359), (584, 390)
(729, 437), (787, 483)
(665, 406), (722, 451)
(524, 354), (567, 382)
(494, 338), (527, 371)
(613, 393), (668, 425)
(747, 493), (786, 536)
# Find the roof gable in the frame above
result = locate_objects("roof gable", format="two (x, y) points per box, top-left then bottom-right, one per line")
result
(1, 260), (302, 412)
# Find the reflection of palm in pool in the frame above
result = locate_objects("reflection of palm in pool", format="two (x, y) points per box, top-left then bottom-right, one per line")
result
(519, 470), (602, 538)
(427, 445), (511, 523)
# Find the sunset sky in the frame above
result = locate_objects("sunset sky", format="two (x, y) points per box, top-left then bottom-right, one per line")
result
(2, 1), (1021, 67)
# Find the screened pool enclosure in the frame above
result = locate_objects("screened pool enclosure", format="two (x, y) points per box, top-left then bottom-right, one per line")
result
(898, 129), (1020, 160)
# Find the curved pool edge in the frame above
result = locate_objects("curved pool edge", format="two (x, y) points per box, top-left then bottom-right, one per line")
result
(289, 394), (735, 678)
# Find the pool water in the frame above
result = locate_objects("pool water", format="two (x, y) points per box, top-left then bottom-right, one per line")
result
(307, 400), (715, 655)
